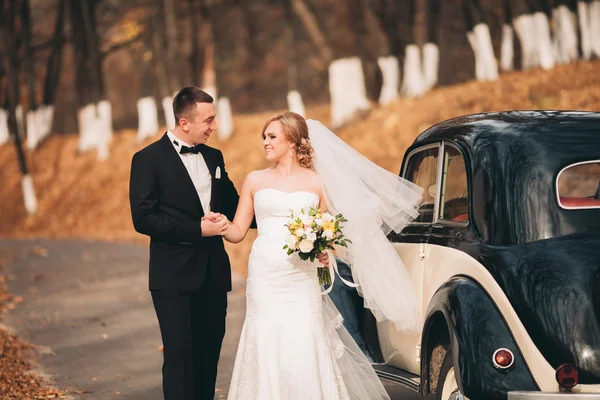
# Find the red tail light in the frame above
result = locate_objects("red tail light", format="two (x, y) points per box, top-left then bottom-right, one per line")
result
(492, 348), (514, 370)
(556, 363), (579, 389)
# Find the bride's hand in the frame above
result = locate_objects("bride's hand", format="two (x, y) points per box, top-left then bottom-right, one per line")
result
(202, 212), (225, 223)
(316, 252), (329, 266)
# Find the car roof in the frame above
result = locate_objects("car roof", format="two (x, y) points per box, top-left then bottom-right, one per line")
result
(413, 111), (600, 147)
(406, 111), (600, 245)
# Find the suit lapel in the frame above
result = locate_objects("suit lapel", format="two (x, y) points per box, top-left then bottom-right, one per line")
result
(199, 145), (220, 211)
(159, 134), (204, 214)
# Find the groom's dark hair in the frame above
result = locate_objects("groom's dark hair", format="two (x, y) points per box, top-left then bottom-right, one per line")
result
(173, 86), (214, 123)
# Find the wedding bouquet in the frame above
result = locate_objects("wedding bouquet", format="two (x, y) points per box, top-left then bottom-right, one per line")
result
(283, 207), (351, 286)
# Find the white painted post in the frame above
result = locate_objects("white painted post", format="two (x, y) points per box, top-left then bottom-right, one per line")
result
(136, 96), (160, 142)
(21, 174), (38, 215)
(422, 43), (439, 91)
(0, 109), (8, 145)
(77, 103), (97, 153)
(501, 24), (514, 71)
(162, 96), (176, 130)
(552, 5), (579, 64)
(591, 1), (600, 57)
(377, 56), (400, 105)
(216, 97), (233, 140)
(514, 14), (539, 70)
(96, 100), (112, 161)
(287, 90), (306, 117)
(474, 23), (499, 80)
(329, 57), (370, 128)
(400, 45), (425, 97)
(25, 109), (38, 150)
(578, 1), (593, 60)
(36, 105), (54, 147)
(534, 12), (555, 69)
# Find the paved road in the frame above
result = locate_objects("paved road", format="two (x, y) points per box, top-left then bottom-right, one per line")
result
(0, 239), (432, 399)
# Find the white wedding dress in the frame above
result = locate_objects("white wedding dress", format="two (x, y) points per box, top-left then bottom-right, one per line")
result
(227, 188), (390, 400)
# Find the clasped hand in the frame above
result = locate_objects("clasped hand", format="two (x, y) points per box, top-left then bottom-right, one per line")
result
(201, 212), (230, 237)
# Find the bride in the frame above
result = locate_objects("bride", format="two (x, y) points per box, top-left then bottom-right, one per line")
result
(212, 112), (423, 399)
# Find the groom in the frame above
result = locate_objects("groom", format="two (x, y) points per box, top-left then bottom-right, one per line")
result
(129, 87), (239, 400)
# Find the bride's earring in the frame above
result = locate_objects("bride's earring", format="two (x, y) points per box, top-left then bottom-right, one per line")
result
(290, 149), (293, 158)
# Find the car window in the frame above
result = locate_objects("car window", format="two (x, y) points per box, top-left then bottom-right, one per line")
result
(439, 145), (469, 223)
(557, 160), (600, 209)
(404, 146), (439, 223)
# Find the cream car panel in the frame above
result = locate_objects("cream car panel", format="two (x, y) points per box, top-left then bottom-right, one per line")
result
(377, 242), (426, 375)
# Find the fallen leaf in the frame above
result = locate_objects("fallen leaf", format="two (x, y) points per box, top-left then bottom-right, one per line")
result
(33, 246), (48, 257)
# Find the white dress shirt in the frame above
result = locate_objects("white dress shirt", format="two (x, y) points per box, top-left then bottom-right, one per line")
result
(167, 130), (212, 214)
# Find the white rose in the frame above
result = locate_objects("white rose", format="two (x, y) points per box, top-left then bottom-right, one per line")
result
(299, 239), (314, 253)
(322, 230), (334, 240)
(322, 212), (334, 222)
(295, 228), (305, 237)
(286, 235), (298, 250)
(300, 215), (314, 226)
(314, 219), (323, 226)
(306, 232), (317, 242)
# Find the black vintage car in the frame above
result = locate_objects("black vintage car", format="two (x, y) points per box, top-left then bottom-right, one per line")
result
(339, 111), (600, 399)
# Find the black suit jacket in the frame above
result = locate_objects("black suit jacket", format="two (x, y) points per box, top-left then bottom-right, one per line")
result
(129, 133), (239, 292)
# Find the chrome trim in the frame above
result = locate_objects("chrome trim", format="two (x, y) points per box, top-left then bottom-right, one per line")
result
(374, 369), (420, 392)
(555, 159), (600, 210)
(433, 142), (445, 225)
(437, 141), (470, 226)
(402, 143), (442, 226)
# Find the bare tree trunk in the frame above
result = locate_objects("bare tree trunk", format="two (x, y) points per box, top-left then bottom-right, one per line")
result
(0, 63), (7, 145)
(283, 0), (305, 116)
(349, 0), (382, 102)
(80, 0), (103, 101)
(464, 0), (499, 81)
(290, 0), (333, 64)
(162, 0), (181, 93)
(69, 0), (92, 107)
(43, 0), (66, 106)
(151, 10), (176, 129)
(423, 0), (441, 90)
(2, 0), (28, 174)
(21, 0), (36, 111)
(69, 0), (111, 159)
(1, 0), (37, 214)
(189, 0), (205, 86)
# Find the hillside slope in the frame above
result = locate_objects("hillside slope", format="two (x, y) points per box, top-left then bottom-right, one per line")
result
(1, 60), (599, 275)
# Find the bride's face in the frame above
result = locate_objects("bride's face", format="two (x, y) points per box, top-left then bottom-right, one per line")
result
(263, 121), (294, 162)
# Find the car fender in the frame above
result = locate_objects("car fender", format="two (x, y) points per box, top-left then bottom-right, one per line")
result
(421, 276), (538, 399)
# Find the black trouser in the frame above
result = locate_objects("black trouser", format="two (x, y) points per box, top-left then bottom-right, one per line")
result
(152, 267), (227, 400)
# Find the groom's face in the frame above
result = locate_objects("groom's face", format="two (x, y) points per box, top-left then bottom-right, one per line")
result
(180, 102), (217, 145)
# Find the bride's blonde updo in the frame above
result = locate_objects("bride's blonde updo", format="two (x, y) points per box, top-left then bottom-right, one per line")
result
(261, 111), (314, 169)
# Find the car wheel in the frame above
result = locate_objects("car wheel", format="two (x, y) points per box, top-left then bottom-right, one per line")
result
(436, 348), (468, 400)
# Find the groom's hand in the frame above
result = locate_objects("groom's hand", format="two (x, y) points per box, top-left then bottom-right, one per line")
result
(201, 218), (229, 237)
(202, 212), (225, 223)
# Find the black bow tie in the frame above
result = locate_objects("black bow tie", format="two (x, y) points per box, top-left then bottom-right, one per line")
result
(179, 144), (203, 154)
